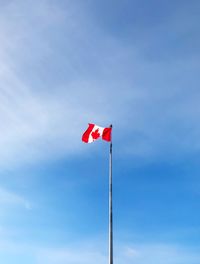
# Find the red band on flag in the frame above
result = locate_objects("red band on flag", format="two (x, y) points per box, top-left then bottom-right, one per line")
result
(102, 127), (112, 142)
(82, 124), (95, 143)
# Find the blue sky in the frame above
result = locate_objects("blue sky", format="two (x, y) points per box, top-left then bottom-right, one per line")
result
(0, 0), (200, 263)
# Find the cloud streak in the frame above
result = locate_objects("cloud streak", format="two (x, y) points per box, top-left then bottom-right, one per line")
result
(0, 187), (31, 210)
(119, 243), (200, 264)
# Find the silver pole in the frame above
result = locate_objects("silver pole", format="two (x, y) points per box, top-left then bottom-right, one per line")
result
(109, 124), (113, 264)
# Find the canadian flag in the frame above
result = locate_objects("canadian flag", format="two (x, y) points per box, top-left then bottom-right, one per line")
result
(82, 124), (112, 143)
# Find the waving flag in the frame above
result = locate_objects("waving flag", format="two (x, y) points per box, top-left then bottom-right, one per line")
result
(82, 124), (112, 143)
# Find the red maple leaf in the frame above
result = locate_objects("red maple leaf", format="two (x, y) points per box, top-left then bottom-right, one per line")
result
(91, 129), (100, 140)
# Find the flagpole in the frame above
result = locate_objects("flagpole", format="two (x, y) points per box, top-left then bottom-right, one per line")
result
(109, 124), (113, 264)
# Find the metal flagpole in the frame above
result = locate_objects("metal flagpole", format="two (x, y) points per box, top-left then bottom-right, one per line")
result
(109, 124), (113, 264)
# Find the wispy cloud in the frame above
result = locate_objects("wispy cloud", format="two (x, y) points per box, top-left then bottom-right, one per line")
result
(0, 187), (31, 210)
(0, 1), (85, 168)
(119, 243), (200, 264)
